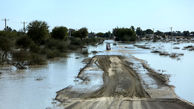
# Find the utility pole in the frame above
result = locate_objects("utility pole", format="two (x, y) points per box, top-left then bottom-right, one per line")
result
(170, 27), (173, 36)
(153, 28), (155, 35)
(2, 18), (9, 30)
(170, 27), (173, 51)
(69, 29), (71, 37)
(21, 21), (27, 33)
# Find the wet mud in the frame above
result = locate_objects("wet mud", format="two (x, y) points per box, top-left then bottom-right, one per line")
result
(55, 55), (194, 109)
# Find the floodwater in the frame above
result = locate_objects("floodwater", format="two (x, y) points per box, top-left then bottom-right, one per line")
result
(0, 40), (194, 109)
(94, 40), (194, 103)
(0, 53), (86, 109)
(131, 41), (194, 103)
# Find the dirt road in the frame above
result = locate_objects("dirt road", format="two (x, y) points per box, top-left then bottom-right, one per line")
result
(56, 55), (194, 109)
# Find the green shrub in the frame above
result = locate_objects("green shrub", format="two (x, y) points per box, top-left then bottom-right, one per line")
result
(68, 44), (78, 50)
(0, 35), (13, 62)
(0, 31), (21, 40)
(29, 53), (46, 65)
(45, 39), (68, 52)
(0, 36), (12, 52)
(55, 41), (68, 52)
(12, 50), (30, 64)
(40, 48), (61, 59)
(46, 49), (60, 59)
(16, 36), (33, 49)
(51, 26), (68, 40)
(69, 37), (82, 46)
(29, 43), (41, 53)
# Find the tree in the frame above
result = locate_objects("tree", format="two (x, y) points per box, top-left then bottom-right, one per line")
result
(96, 32), (104, 37)
(113, 27), (136, 41)
(155, 30), (164, 36)
(51, 26), (68, 40)
(183, 31), (190, 36)
(176, 31), (182, 36)
(74, 27), (88, 40)
(136, 27), (143, 36)
(191, 31), (194, 36)
(16, 36), (33, 49)
(12, 50), (30, 65)
(4, 26), (12, 32)
(0, 36), (12, 62)
(130, 26), (135, 32)
(145, 29), (154, 34)
(27, 20), (49, 44)
(69, 28), (76, 37)
(79, 27), (88, 40)
(104, 31), (112, 38)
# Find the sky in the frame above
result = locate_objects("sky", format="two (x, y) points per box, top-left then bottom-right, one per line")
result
(0, 0), (194, 32)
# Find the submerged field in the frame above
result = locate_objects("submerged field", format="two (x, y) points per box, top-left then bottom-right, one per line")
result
(0, 40), (194, 109)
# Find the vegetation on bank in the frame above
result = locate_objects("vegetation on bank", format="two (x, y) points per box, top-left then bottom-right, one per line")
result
(113, 26), (136, 41)
(0, 20), (104, 68)
(1, 20), (193, 68)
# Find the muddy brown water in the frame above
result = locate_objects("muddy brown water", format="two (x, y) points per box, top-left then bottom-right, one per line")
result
(0, 53), (86, 109)
(0, 40), (194, 109)
(0, 41), (108, 109)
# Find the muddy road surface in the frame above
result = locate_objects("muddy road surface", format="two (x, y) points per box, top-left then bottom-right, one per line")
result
(56, 55), (194, 109)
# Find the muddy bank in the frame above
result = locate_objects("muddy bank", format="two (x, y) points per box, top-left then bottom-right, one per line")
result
(55, 55), (194, 109)
(151, 50), (184, 59)
(135, 43), (184, 59)
(183, 45), (194, 51)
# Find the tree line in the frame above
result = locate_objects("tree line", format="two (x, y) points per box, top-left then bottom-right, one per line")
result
(136, 27), (194, 37)
(0, 20), (103, 67)
(1, 20), (194, 67)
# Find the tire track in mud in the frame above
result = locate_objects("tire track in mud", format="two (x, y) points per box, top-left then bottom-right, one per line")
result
(107, 98), (121, 109)
(132, 100), (142, 109)
(89, 101), (99, 109)
(118, 100), (132, 109)
(64, 101), (80, 109)
(88, 55), (150, 98)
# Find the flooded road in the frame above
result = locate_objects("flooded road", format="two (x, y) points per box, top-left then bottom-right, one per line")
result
(89, 40), (194, 103)
(0, 40), (194, 109)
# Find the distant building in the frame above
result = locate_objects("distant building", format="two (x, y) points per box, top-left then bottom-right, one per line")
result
(88, 32), (96, 38)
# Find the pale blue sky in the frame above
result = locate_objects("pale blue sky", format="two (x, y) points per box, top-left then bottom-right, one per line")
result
(0, 0), (194, 32)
